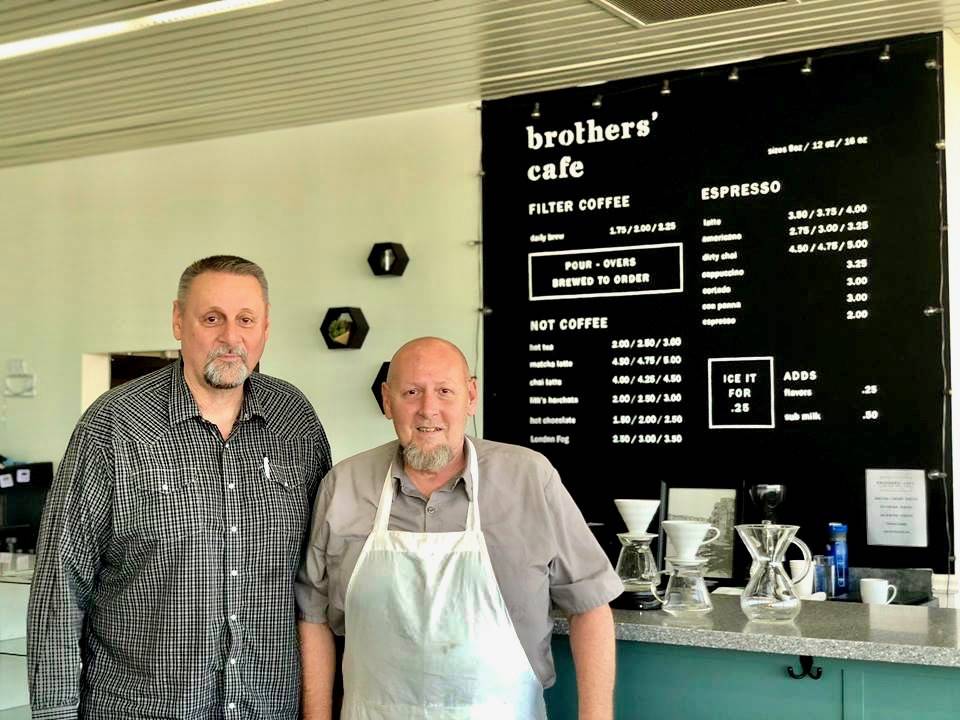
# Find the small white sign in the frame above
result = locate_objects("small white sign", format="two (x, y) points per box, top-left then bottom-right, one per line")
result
(866, 469), (927, 547)
(15, 468), (30, 484)
(0, 474), (12, 489)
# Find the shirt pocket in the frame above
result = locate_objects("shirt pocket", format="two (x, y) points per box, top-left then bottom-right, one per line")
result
(260, 463), (310, 539)
(130, 467), (205, 540)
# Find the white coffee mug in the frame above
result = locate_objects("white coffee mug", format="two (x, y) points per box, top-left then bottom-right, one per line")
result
(789, 559), (814, 597)
(662, 520), (720, 560)
(860, 578), (897, 605)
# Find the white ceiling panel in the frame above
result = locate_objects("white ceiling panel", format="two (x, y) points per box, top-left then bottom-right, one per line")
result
(1, 0), (957, 167)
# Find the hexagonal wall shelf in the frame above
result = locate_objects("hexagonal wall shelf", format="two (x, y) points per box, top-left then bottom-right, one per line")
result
(367, 243), (409, 276)
(321, 307), (369, 350)
(371, 361), (390, 414)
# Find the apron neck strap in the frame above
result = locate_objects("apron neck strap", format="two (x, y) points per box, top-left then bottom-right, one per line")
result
(373, 439), (481, 533)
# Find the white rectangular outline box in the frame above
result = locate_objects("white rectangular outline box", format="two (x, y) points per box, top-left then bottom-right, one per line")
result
(527, 242), (684, 301)
(707, 356), (776, 429)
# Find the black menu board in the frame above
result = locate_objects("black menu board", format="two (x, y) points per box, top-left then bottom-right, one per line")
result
(481, 34), (952, 571)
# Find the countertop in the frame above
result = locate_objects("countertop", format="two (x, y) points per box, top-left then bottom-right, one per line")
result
(553, 595), (960, 668)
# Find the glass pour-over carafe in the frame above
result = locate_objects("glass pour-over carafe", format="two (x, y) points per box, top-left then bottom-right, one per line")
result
(736, 523), (811, 622)
(615, 533), (660, 601)
(652, 557), (713, 615)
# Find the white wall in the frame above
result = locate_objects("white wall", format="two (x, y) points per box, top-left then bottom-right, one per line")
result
(944, 28), (960, 591)
(0, 102), (482, 464)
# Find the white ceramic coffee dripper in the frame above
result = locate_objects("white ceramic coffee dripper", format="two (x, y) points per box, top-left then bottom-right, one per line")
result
(614, 499), (660, 534)
(661, 520), (721, 561)
(614, 500), (661, 596)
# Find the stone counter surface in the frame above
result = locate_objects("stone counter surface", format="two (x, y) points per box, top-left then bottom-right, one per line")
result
(553, 595), (960, 668)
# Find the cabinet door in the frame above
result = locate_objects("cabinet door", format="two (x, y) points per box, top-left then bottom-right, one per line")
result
(546, 637), (843, 720)
(842, 659), (960, 720)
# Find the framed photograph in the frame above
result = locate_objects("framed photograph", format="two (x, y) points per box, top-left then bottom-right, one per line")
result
(658, 483), (737, 579)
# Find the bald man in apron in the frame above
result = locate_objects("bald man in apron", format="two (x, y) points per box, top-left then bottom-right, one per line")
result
(296, 337), (622, 719)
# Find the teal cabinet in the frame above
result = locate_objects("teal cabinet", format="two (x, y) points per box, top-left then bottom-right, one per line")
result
(841, 660), (960, 720)
(546, 637), (960, 719)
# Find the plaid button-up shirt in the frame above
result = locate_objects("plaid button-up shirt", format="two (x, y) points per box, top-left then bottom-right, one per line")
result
(27, 361), (331, 719)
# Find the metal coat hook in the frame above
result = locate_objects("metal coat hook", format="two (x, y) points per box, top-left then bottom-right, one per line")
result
(787, 655), (822, 680)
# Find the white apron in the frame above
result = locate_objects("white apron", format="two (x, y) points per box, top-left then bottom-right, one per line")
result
(341, 440), (547, 720)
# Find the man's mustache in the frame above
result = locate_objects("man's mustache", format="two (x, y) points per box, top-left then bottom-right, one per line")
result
(206, 345), (248, 362)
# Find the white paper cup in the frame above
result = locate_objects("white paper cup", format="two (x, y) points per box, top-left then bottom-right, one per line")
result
(790, 559), (814, 597)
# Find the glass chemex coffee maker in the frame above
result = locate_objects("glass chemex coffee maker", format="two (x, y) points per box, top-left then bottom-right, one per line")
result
(736, 522), (812, 622)
(613, 499), (662, 610)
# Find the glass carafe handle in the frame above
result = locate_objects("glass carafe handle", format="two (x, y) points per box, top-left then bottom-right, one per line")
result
(650, 571), (668, 604)
(790, 537), (812, 582)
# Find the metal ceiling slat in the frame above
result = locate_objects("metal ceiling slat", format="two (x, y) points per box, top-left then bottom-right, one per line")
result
(0, 36), (512, 130)
(0, 9), (623, 118)
(0, 0), (908, 100)
(1, 0), (958, 168)
(0, 22), (683, 135)
(0, 1), (148, 26)
(0, 14), (616, 120)
(3, 4), (921, 138)
(0, 25), (944, 147)
(0, 0), (516, 77)
(475, 3), (947, 78)
(0, 29), (944, 119)
(0, 0), (314, 68)
(0, 0), (856, 81)
(0, 0), (601, 93)
(2, 13), (943, 151)
(480, 2), (949, 83)
(0, 0), (928, 109)
(482, 22), (947, 97)
(0, 1), (167, 42)
(1, 11), (923, 168)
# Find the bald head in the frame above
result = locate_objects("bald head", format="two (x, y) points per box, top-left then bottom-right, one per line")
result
(381, 337), (478, 475)
(386, 337), (471, 385)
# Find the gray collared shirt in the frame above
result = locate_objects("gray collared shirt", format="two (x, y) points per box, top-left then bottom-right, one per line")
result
(295, 436), (622, 688)
(27, 361), (331, 720)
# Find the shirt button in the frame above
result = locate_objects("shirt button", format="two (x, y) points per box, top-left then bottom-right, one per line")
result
(225, 443), (230, 450)
(227, 482), (236, 490)
(426, 506), (437, 515)
(229, 658), (237, 665)
(229, 614), (237, 621)
(230, 525), (238, 533)
(230, 569), (238, 577)
(227, 702), (236, 710)
(161, 483), (169, 492)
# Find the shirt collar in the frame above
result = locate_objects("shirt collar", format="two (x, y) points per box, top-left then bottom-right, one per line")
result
(390, 440), (475, 501)
(168, 360), (266, 427)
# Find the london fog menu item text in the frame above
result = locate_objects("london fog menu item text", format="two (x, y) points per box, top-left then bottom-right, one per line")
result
(481, 35), (950, 571)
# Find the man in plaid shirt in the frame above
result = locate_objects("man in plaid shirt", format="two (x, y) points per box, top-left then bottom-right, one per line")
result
(27, 255), (332, 719)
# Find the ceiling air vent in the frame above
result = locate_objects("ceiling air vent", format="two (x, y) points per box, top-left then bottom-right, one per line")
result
(590, 0), (792, 25)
